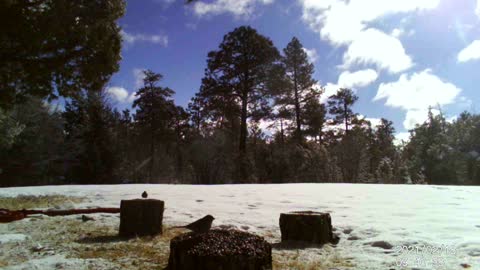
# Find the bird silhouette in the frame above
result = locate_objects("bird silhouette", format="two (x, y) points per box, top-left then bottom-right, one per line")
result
(173, 215), (215, 233)
(141, 191), (148, 199)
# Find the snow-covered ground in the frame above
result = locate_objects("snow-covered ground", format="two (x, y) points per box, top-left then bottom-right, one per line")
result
(0, 184), (479, 269)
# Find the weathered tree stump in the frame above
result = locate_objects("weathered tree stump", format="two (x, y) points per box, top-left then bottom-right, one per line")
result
(167, 229), (272, 270)
(279, 211), (339, 245)
(119, 199), (164, 237)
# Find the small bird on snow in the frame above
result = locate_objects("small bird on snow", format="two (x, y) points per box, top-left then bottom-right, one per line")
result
(141, 191), (148, 199)
(173, 215), (215, 233)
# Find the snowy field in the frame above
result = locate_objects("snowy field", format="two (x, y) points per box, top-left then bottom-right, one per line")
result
(0, 184), (479, 269)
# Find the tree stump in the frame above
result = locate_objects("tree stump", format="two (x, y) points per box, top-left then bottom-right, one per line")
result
(119, 199), (164, 237)
(167, 229), (272, 270)
(279, 211), (338, 245)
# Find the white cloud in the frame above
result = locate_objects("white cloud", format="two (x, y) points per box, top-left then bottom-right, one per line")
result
(320, 83), (339, 103)
(127, 92), (139, 103)
(133, 68), (146, 89)
(457, 40), (480, 63)
(403, 108), (440, 130)
(192, 0), (274, 18)
(342, 28), (413, 73)
(374, 69), (461, 111)
(299, 0), (440, 73)
(302, 47), (319, 63)
(374, 69), (461, 129)
(391, 28), (404, 38)
(338, 69), (378, 88)
(476, 0), (480, 18)
(121, 30), (169, 47)
(106, 86), (138, 104)
(358, 115), (382, 127)
(394, 132), (411, 145)
(300, 0), (440, 43)
(319, 68), (377, 103)
(106, 87), (129, 103)
(390, 28), (415, 38)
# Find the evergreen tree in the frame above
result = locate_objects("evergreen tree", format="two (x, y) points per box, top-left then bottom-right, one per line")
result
(63, 90), (116, 184)
(198, 26), (280, 179)
(327, 88), (359, 135)
(277, 37), (320, 143)
(0, 0), (125, 109)
(303, 98), (327, 143)
(132, 70), (177, 182)
(0, 97), (64, 186)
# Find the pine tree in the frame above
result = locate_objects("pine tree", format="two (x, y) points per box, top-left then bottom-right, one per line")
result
(303, 98), (327, 143)
(197, 26), (280, 180)
(132, 70), (177, 182)
(327, 88), (359, 135)
(63, 90), (116, 184)
(276, 37), (320, 143)
(0, 0), (125, 109)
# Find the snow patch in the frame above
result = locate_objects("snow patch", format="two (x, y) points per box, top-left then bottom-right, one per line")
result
(0, 233), (28, 244)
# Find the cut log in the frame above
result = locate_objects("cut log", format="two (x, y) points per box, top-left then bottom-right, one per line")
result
(279, 211), (338, 245)
(119, 199), (164, 237)
(167, 229), (272, 270)
(0, 208), (120, 223)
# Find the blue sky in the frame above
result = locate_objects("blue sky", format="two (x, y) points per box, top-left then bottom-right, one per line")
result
(106, 0), (480, 141)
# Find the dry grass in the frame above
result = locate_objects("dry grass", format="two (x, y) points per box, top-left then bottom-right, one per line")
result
(73, 226), (187, 269)
(1, 198), (355, 269)
(272, 245), (356, 270)
(0, 194), (84, 210)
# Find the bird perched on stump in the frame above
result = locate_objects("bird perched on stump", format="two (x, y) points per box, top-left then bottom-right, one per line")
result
(173, 215), (215, 233)
(141, 191), (148, 199)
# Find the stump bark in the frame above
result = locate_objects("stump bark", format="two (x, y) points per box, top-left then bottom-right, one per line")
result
(167, 229), (272, 270)
(119, 199), (164, 237)
(279, 211), (338, 245)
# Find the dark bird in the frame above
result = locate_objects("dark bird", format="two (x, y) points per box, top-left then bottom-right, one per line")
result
(81, 215), (94, 222)
(141, 191), (148, 199)
(173, 215), (215, 233)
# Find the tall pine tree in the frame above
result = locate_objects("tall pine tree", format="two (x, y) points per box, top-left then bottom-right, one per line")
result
(276, 37), (320, 143)
(133, 70), (177, 182)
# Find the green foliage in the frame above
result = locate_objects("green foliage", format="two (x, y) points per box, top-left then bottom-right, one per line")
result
(132, 70), (180, 182)
(63, 90), (116, 184)
(275, 37), (321, 143)
(2, 21), (478, 186)
(403, 108), (480, 185)
(0, 108), (24, 151)
(0, 97), (64, 186)
(327, 88), (359, 135)
(303, 98), (327, 143)
(0, 0), (125, 109)
(198, 26), (280, 155)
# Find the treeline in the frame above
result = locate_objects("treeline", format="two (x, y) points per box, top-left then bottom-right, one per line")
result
(1, 24), (479, 186)
(1, 0), (479, 187)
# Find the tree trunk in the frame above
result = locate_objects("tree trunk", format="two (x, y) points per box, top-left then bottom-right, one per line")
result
(344, 100), (349, 135)
(167, 230), (272, 270)
(238, 91), (249, 181)
(239, 92), (248, 155)
(293, 70), (302, 143)
(119, 199), (164, 237)
(280, 119), (284, 145)
(279, 211), (339, 245)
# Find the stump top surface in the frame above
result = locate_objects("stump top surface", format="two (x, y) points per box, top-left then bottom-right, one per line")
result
(281, 211), (329, 216)
(121, 198), (164, 203)
(171, 229), (270, 257)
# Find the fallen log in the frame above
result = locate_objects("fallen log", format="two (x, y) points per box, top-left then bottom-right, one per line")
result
(0, 208), (120, 223)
